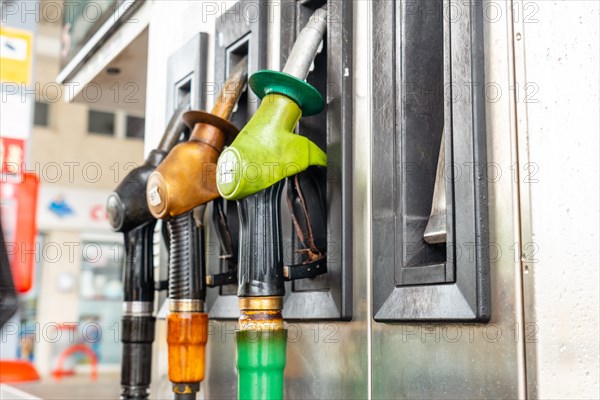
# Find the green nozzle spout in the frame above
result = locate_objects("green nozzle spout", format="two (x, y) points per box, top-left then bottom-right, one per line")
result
(236, 329), (287, 400)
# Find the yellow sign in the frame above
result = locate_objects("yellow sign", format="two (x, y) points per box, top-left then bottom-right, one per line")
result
(0, 26), (34, 85)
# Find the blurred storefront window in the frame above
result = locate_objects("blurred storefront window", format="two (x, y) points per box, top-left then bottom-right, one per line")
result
(17, 234), (44, 362)
(126, 115), (145, 139)
(33, 102), (50, 127)
(88, 109), (115, 136)
(78, 240), (124, 365)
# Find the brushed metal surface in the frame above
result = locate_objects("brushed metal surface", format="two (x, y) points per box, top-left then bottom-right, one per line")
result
(371, 0), (524, 398)
(515, 1), (600, 398)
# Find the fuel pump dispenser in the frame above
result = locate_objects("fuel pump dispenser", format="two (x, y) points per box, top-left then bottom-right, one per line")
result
(145, 58), (248, 400)
(107, 100), (189, 400)
(216, 7), (327, 399)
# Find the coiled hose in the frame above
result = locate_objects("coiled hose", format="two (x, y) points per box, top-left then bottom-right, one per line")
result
(166, 212), (207, 400)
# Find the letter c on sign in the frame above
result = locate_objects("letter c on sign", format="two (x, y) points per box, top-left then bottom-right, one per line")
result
(90, 204), (107, 222)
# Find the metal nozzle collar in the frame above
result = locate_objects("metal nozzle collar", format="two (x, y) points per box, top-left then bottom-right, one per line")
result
(239, 296), (283, 311)
(122, 301), (153, 317)
(169, 299), (204, 313)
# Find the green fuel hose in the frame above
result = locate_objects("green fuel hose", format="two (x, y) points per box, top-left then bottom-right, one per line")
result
(236, 329), (287, 400)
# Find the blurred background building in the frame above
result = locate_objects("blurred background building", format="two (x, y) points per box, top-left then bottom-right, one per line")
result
(2, 0), (145, 378)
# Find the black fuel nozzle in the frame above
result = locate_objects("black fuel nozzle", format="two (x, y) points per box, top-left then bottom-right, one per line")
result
(108, 98), (189, 400)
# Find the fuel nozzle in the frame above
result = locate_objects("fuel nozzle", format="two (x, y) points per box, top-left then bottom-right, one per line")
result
(213, 6), (328, 400)
(107, 99), (189, 400)
(147, 57), (248, 219)
(146, 58), (249, 400)
(216, 7), (328, 201)
(166, 206), (208, 400)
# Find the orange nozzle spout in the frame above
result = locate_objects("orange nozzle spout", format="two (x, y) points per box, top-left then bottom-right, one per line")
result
(167, 312), (209, 385)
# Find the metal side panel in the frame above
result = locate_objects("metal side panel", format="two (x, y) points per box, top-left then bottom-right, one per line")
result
(516, 1), (600, 399)
(371, 0), (490, 322)
(371, 0), (525, 398)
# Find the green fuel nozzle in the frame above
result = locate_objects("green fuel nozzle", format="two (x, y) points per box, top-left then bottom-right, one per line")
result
(216, 6), (328, 201)
(216, 90), (326, 200)
(220, 5), (328, 400)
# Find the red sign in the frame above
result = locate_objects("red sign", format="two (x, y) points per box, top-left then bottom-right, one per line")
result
(90, 204), (108, 222)
(0, 172), (39, 293)
(0, 137), (26, 174)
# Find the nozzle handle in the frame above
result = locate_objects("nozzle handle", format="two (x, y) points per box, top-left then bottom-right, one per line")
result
(168, 212), (206, 305)
(237, 182), (285, 298)
(122, 222), (157, 303)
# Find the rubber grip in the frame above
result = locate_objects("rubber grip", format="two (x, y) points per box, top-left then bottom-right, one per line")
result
(236, 181), (285, 297)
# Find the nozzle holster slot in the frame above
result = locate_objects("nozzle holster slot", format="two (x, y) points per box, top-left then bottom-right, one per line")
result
(371, 0), (490, 322)
(205, 0), (269, 319)
(278, 0), (354, 321)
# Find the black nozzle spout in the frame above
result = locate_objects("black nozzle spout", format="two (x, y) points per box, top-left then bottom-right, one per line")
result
(173, 383), (200, 400)
(156, 95), (191, 153)
(120, 315), (156, 400)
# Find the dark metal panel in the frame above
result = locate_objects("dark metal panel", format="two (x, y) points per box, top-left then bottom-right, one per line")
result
(166, 33), (208, 114)
(371, 0), (523, 394)
(278, 0), (353, 321)
(372, 0), (490, 321)
(206, 0), (269, 319)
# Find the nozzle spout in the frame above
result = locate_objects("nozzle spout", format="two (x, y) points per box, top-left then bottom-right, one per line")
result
(211, 56), (248, 122)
